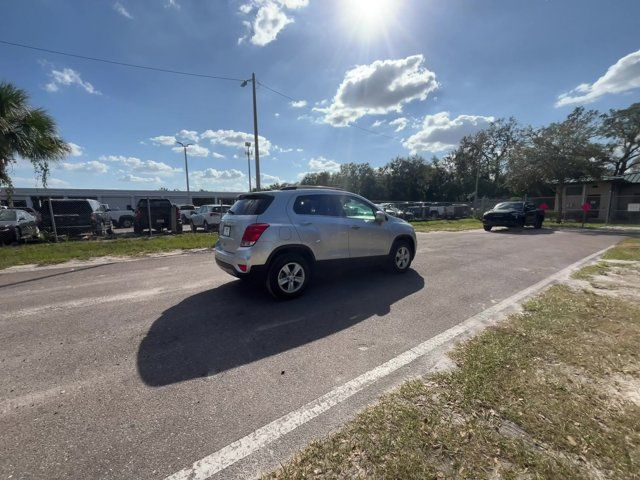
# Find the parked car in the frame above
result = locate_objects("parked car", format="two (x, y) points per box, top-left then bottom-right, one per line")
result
(20, 207), (42, 226)
(102, 204), (135, 228)
(482, 201), (544, 231)
(133, 198), (183, 234)
(190, 204), (229, 232)
(0, 209), (40, 244)
(215, 188), (417, 299)
(40, 199), (113, 237)
(179, 204), (196, 224)
(379, 203), (415, 221)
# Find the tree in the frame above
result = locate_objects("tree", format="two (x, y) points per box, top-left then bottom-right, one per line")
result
(509, 108), (605, 222)
(0, 82), (70, 189)
(450, 118), (523, 200)
(599, 102), (640, 176)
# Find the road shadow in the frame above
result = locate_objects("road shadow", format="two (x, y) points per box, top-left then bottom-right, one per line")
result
(490, 227), (555, 235)
(137, 267), (424, 387)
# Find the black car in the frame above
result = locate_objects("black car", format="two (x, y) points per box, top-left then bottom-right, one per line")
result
(40, 199), (113, 236)
(133, 198), (183, 234)
(482, 201), (544, 231)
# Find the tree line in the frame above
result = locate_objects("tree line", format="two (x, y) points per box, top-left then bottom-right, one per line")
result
(275, 103), (639, 219)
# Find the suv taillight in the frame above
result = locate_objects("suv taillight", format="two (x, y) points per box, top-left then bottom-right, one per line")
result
(240, 223), (269, 247)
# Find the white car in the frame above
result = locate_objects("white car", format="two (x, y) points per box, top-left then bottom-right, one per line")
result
(190, 204), (229, 232)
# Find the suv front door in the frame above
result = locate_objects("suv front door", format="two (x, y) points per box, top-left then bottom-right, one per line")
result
(340, 195), (391, 257)
(290, 194), (349, 261)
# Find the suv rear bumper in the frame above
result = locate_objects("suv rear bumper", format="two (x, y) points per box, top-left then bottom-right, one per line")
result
(214, 242), (268, 277)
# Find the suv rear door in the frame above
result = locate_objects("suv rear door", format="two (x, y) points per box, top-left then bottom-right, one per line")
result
(289, 194), (349, 260)
(218, 194), (274, 253)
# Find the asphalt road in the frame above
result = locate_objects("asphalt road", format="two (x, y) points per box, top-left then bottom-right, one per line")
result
(0, 228), (628, 479)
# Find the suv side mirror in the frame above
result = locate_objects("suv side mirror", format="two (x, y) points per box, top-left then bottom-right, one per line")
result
(375, 211), (386, 223)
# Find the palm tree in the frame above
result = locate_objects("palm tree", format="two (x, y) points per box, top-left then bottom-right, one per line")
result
(0, 81), (70, 189)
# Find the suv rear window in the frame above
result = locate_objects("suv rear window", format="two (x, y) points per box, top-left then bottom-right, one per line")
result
(229, 195), (274, 215)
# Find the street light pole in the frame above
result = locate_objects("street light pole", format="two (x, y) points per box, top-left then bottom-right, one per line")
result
(244, 141), (253, 192)
(176, 141), (192, 200)
(241, 73), (261, 191)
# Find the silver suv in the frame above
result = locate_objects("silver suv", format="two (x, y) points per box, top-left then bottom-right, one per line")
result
(214, 187), (417, 299)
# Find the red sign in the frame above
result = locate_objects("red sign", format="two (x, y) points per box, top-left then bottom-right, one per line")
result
(539, 203), (549, 211)
(581, 202), (592, 212)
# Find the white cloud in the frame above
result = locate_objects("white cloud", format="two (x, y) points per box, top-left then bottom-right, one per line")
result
(67, 142), (84, 157)
(192, 168), (245, 180)
(289, 100), (307, 108)
(45, 68), (100, 95)
(315, 55), (438, 127)
(172, 144), (210, 157)
(274, 112), (280, 117)
(119, 174), (161, 184)
(261, 173), (282, 185)
(165, 0), (180, 9)
(238, 0), (308, 46)
(100, 155), (181, 176)
(372, 119), (386, 128)
(556, 49), (640, 107)
(201, 129), (272, 155)
(308, 156), (341, 173)
(150, 135), (177, 146)
(60, 160), (109, 174)
(177, 129), (199, 142)
(211, 152), (225, 159)
(389, 117), (408, 132)
(12, 176), (70, 188)
(403, 112), (495, 154)
(113, 2), (133, 19)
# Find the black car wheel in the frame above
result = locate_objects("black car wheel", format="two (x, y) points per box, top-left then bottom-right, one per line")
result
(266, 253), (310, 300)
(121, 218), (132, 228)
(483, 225), (492, 232)
(389, 240), (412, 273)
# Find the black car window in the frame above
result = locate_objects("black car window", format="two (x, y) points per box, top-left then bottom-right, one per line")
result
(495, 202), (523, 211)
(293, 195), (342, 216)
(229, 194), (274, 215)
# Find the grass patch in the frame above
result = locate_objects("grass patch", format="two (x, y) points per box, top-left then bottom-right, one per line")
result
(549, 221), (640, 230)
(267, 280), (640, 478)
(603, 238), (640, 261)
(411, 218), (482, 232)
(0, 233), (217, 269)
(571, 261), (611, 280)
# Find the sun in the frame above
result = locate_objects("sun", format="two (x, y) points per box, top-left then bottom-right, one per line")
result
(346, 0), (395, 30)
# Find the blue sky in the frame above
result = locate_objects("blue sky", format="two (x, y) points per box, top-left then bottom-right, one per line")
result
(2, 0), (639, 191)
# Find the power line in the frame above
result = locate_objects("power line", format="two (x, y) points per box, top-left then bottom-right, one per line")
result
(257, 79), (400, 142)
(0, 39), (244, 83)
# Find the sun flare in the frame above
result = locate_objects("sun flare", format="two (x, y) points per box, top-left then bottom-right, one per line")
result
(346, 0), (395, 30)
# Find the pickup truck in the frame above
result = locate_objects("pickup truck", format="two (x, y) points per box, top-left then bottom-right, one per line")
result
(133, 198), (183, 234)
(101, 204), (135, 228)
(482, 201), (544, 231)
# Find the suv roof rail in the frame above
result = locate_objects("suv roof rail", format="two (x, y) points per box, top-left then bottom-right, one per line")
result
(280, 185), (344, 191)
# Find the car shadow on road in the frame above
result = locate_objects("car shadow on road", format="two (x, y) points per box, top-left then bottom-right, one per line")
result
(137, 268), (425, 387)
(490, 227), (555, 235)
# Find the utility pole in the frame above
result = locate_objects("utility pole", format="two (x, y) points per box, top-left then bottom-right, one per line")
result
(244, 141), (253, 192)
(176, 141), (192, 201)
(241, 73), (261, 190)
(473, 157), (480, 218)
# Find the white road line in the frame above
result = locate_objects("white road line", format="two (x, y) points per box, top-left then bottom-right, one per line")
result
(166, 245), (612, 480)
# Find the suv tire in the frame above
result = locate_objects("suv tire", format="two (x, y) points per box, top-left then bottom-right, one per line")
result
(534, 217), (543, 229)
(389, 240), (412, 273)
(484, 225), (492, 232)
(266, 253), (310, 300)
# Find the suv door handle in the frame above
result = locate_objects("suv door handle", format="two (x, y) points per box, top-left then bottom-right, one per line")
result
(350, 225), (361, 230)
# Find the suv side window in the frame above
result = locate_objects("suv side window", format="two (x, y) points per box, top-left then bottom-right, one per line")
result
(341, 196), (376, 221)
(293, 195), (342, 216)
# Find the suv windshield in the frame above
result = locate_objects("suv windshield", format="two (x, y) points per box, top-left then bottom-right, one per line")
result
(494, 202), (523, 211)
(229, 195), (273, 215)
